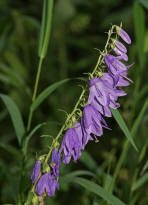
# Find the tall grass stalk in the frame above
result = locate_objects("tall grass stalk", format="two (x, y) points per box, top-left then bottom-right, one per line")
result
(27, 0), (54, 132)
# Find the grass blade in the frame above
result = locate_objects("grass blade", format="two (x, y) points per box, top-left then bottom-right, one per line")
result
(38, 0), (47, 56)
(109, 99), (148, 193)
(38, 0), (54, 58)
(31, 78), (70, 112)
(111, 108), (138, 152)
(132, 172), (148, 191)
(73, 177), (126, 205)
(0, 94), (25, 145)
(60, 170), (95, 184)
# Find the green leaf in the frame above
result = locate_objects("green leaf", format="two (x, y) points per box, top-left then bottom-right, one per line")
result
(38, 0), (54, 58)
(111, 108), (138, 152)
(73, 177), (126, 205)
(134, 2), (146, 68)
(31, 78), (70, 112)
(0, 94), (25, 145)
(132, 172), (148, 191)
(60, 170), (95, 184)
(23, 122), (46, 155)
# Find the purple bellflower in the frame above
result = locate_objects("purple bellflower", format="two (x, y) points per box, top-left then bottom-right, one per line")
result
(50, 148), (61, 178)
(36, 172), (59, 197)
(104, 54), (133, 85)
(31, 160), (41, 184)
(82, 104), (110, 137)
(88, 76), (126, 116)
(74, 122), (93, 149)
(60, 126), (82, 164)
(101, 72), (130, 88)
(104, 54), (127, 74)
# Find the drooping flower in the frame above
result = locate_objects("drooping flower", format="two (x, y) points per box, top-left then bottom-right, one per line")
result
(82, 104), (110, 137)
(104, 54), (127, 74)
(36, 172), (59, 196)
(101, 72), (130, 88)
(117, 26), (131, 44)
(88, 76), (126, 117)
(75, 122), (93, 149)
(60, 126), (82, 164)
(50, 148), (61, 178)
(31, 160), (41, 183)
(104, 54), (133, 85)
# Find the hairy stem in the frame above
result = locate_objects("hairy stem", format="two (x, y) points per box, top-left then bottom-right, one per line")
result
(44, 25), (116, 164)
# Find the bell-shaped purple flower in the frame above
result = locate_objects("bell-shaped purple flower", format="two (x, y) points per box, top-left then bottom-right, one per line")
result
(60, 126), (82, 164)
(82, 104), (110, 137)
(104, 54), (130, 85)
(50, 148), (61, 178)
(102, 72), (130, 87)
(117, 27), (131, 44)
(36, 172), (59, 197)
(88, 76), (126, 116)
(31, 160), (41, 183)
(104, 54), (127, 74)
(75, 122), (93, 149)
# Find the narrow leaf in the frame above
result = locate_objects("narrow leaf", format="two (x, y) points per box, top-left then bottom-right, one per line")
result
(38, 0), (54, 58)
(132, 172), (148, 191)
(38, 0), (47, 56)
(111, 108), (138, 152)
(0, 94), (25, 145)
(73, 177), (126, 205)
(31, 79), (70, 112)
(60, 170), (95, 184)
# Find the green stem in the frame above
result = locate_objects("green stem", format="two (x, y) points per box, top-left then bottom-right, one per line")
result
(27, 57), (43, 131)
(32, 57), (43, 102)
(44, 25), (117, 165)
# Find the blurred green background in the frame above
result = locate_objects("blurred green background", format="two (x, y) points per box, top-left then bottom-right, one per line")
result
(0, 0), (148, 204)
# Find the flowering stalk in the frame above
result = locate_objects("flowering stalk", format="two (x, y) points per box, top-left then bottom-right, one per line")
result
(44, 26), (116, 164)
(28, 24), (133, 203)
